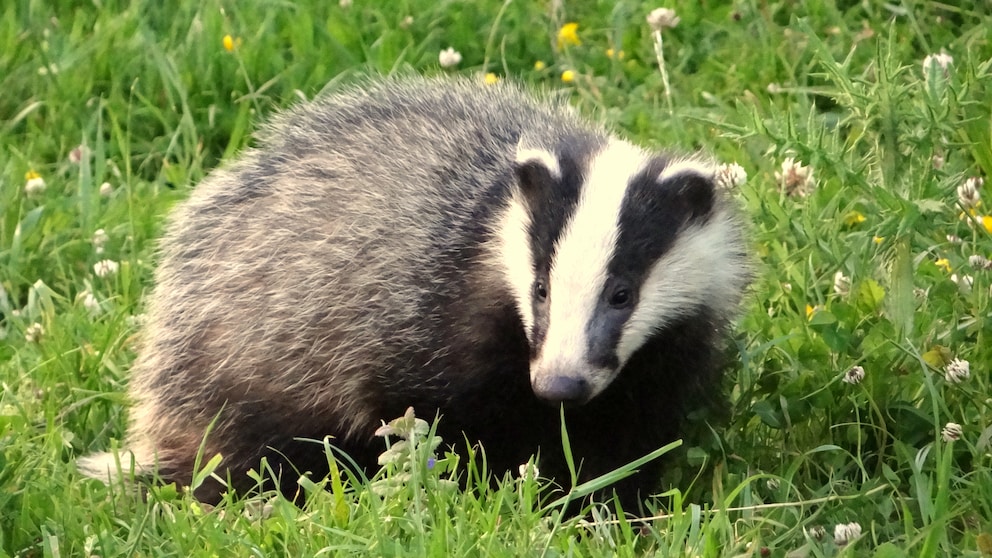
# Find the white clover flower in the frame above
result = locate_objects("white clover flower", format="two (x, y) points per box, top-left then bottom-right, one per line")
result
(646, 8), (680, 31)
(438, 47), (462, 69)
(24, 172), (46, 195)
(715, 162), (747, 189)
(399, 16), (413, 29)
(944, 358), (970, 384)
(941, 422), (963, 442)
(805, 525), (827, 541)
(92, 229), (109, 254)
(946, 234), (963, 245)
(922, 52), (953, 79)
(339, 0), (352, 8)
(93, 259), (119, 278)
(99, 182), (113, 197)
(25, 322), (45, 343)
(833, 522), (862, 545)
(951, 273), (974, 293)
(80, 290), (101, 315)
(843, 366), (865, 385)
(775, 157), (814, 197)
(518, 462), (540, 480)
(69, 145), (89, 165)
(969, 254), (992, 270)
(957, 176), (983, 208)
(833, 270), (851, 296)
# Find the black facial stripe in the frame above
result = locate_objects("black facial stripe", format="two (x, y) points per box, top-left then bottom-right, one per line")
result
(608, 158), (716, 282)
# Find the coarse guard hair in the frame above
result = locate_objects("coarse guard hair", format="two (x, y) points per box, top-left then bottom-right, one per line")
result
(79, 76), (749, 507)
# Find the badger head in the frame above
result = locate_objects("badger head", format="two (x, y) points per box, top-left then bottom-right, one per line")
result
(498, 138), (746, 405)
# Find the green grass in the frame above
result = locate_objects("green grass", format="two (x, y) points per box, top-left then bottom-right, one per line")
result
(3, 0), (992, 555)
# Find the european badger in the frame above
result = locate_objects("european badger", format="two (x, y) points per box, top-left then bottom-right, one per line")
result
(80, 76), (748, 506)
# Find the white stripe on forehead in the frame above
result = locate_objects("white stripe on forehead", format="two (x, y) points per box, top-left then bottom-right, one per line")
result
(533, 140), (648, 384)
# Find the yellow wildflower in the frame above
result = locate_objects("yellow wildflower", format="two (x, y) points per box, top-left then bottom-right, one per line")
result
(843, 211), (866, 226)
(982, 215), (992, 234)
(484, 73), (499, 85)
(534, 60), (546, 71)
(222, 34), (242, 52)
(557, 22), (581, 49)
(805, 304), (820, 320)
(561, 70), (576, 83)
(935, 258), (951, 273)
(24, 170), (46, 195)
(606, 48), (625, 60)
(872, 236), (885, 245)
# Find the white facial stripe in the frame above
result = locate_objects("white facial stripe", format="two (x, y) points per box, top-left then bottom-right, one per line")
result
(515, 146), (561, 180)
(532, 139), (649, 395)
(497, 195), (536, 336)
(616, 205), (745, 362)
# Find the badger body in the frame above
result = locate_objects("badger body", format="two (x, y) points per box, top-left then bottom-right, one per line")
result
(81, 77), (748, 506)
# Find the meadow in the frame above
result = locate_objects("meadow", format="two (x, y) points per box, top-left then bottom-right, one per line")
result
(2, 0), (991, 555)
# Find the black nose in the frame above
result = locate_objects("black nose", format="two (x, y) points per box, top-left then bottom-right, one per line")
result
(533, 375), (590, 405)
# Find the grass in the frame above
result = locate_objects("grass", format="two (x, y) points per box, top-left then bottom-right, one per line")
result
(2, 0), (991, 555)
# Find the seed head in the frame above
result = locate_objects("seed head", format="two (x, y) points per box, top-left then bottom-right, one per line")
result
(25, 322), (45, 343)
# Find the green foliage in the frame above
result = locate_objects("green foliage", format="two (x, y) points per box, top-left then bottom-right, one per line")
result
(3, 0), (992, 555)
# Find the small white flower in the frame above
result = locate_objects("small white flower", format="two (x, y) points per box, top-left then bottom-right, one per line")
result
(92, 229), (109, 254)
(944, 358), (970, 384)
(833, 270), (851, 296)
(99, 182), (113, 197)
(946, 234), (963, 245)
(843, 366), (865, 385)
(969, 254), (991, 269)
(399, 16), (414, 29)
(833, 522), (862, 545)
(951, 273), (974, 292)
(93, 259), (119, 278)
(941, 422), (963, 442)
(339, 0), (352, 8)
(25, 322), (45, 343)
(922, 52), (953, 78)
(775, 157), (814, 197)
(438, 47), (462, 69)
(69, 145), (89, 165)
(24, 173), (46, 195)
(957, 176), (983, 208)
(646, 8), (680, 31)
(714, 162), (747, 189)
(80, 290), (101, 315)
(805, 525), (827, 541)
(518, 462), (540, 480)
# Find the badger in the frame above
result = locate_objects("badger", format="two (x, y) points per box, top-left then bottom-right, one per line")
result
(80, 76), (748, 507)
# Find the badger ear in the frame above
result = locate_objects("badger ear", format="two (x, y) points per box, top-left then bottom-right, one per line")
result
(513, 148), (561, 207)
(655, 161), (716, 222)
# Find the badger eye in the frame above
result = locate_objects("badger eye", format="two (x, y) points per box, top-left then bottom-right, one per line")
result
(534, 281), (548, 302)
(608, 287), (632, 309)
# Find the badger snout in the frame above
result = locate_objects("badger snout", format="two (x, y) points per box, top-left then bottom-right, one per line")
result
(532, 375), (591, 405)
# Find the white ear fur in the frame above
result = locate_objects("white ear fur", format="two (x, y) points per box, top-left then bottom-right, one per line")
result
(656, 159), (717, 183)
(515, 147), (561, 181)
